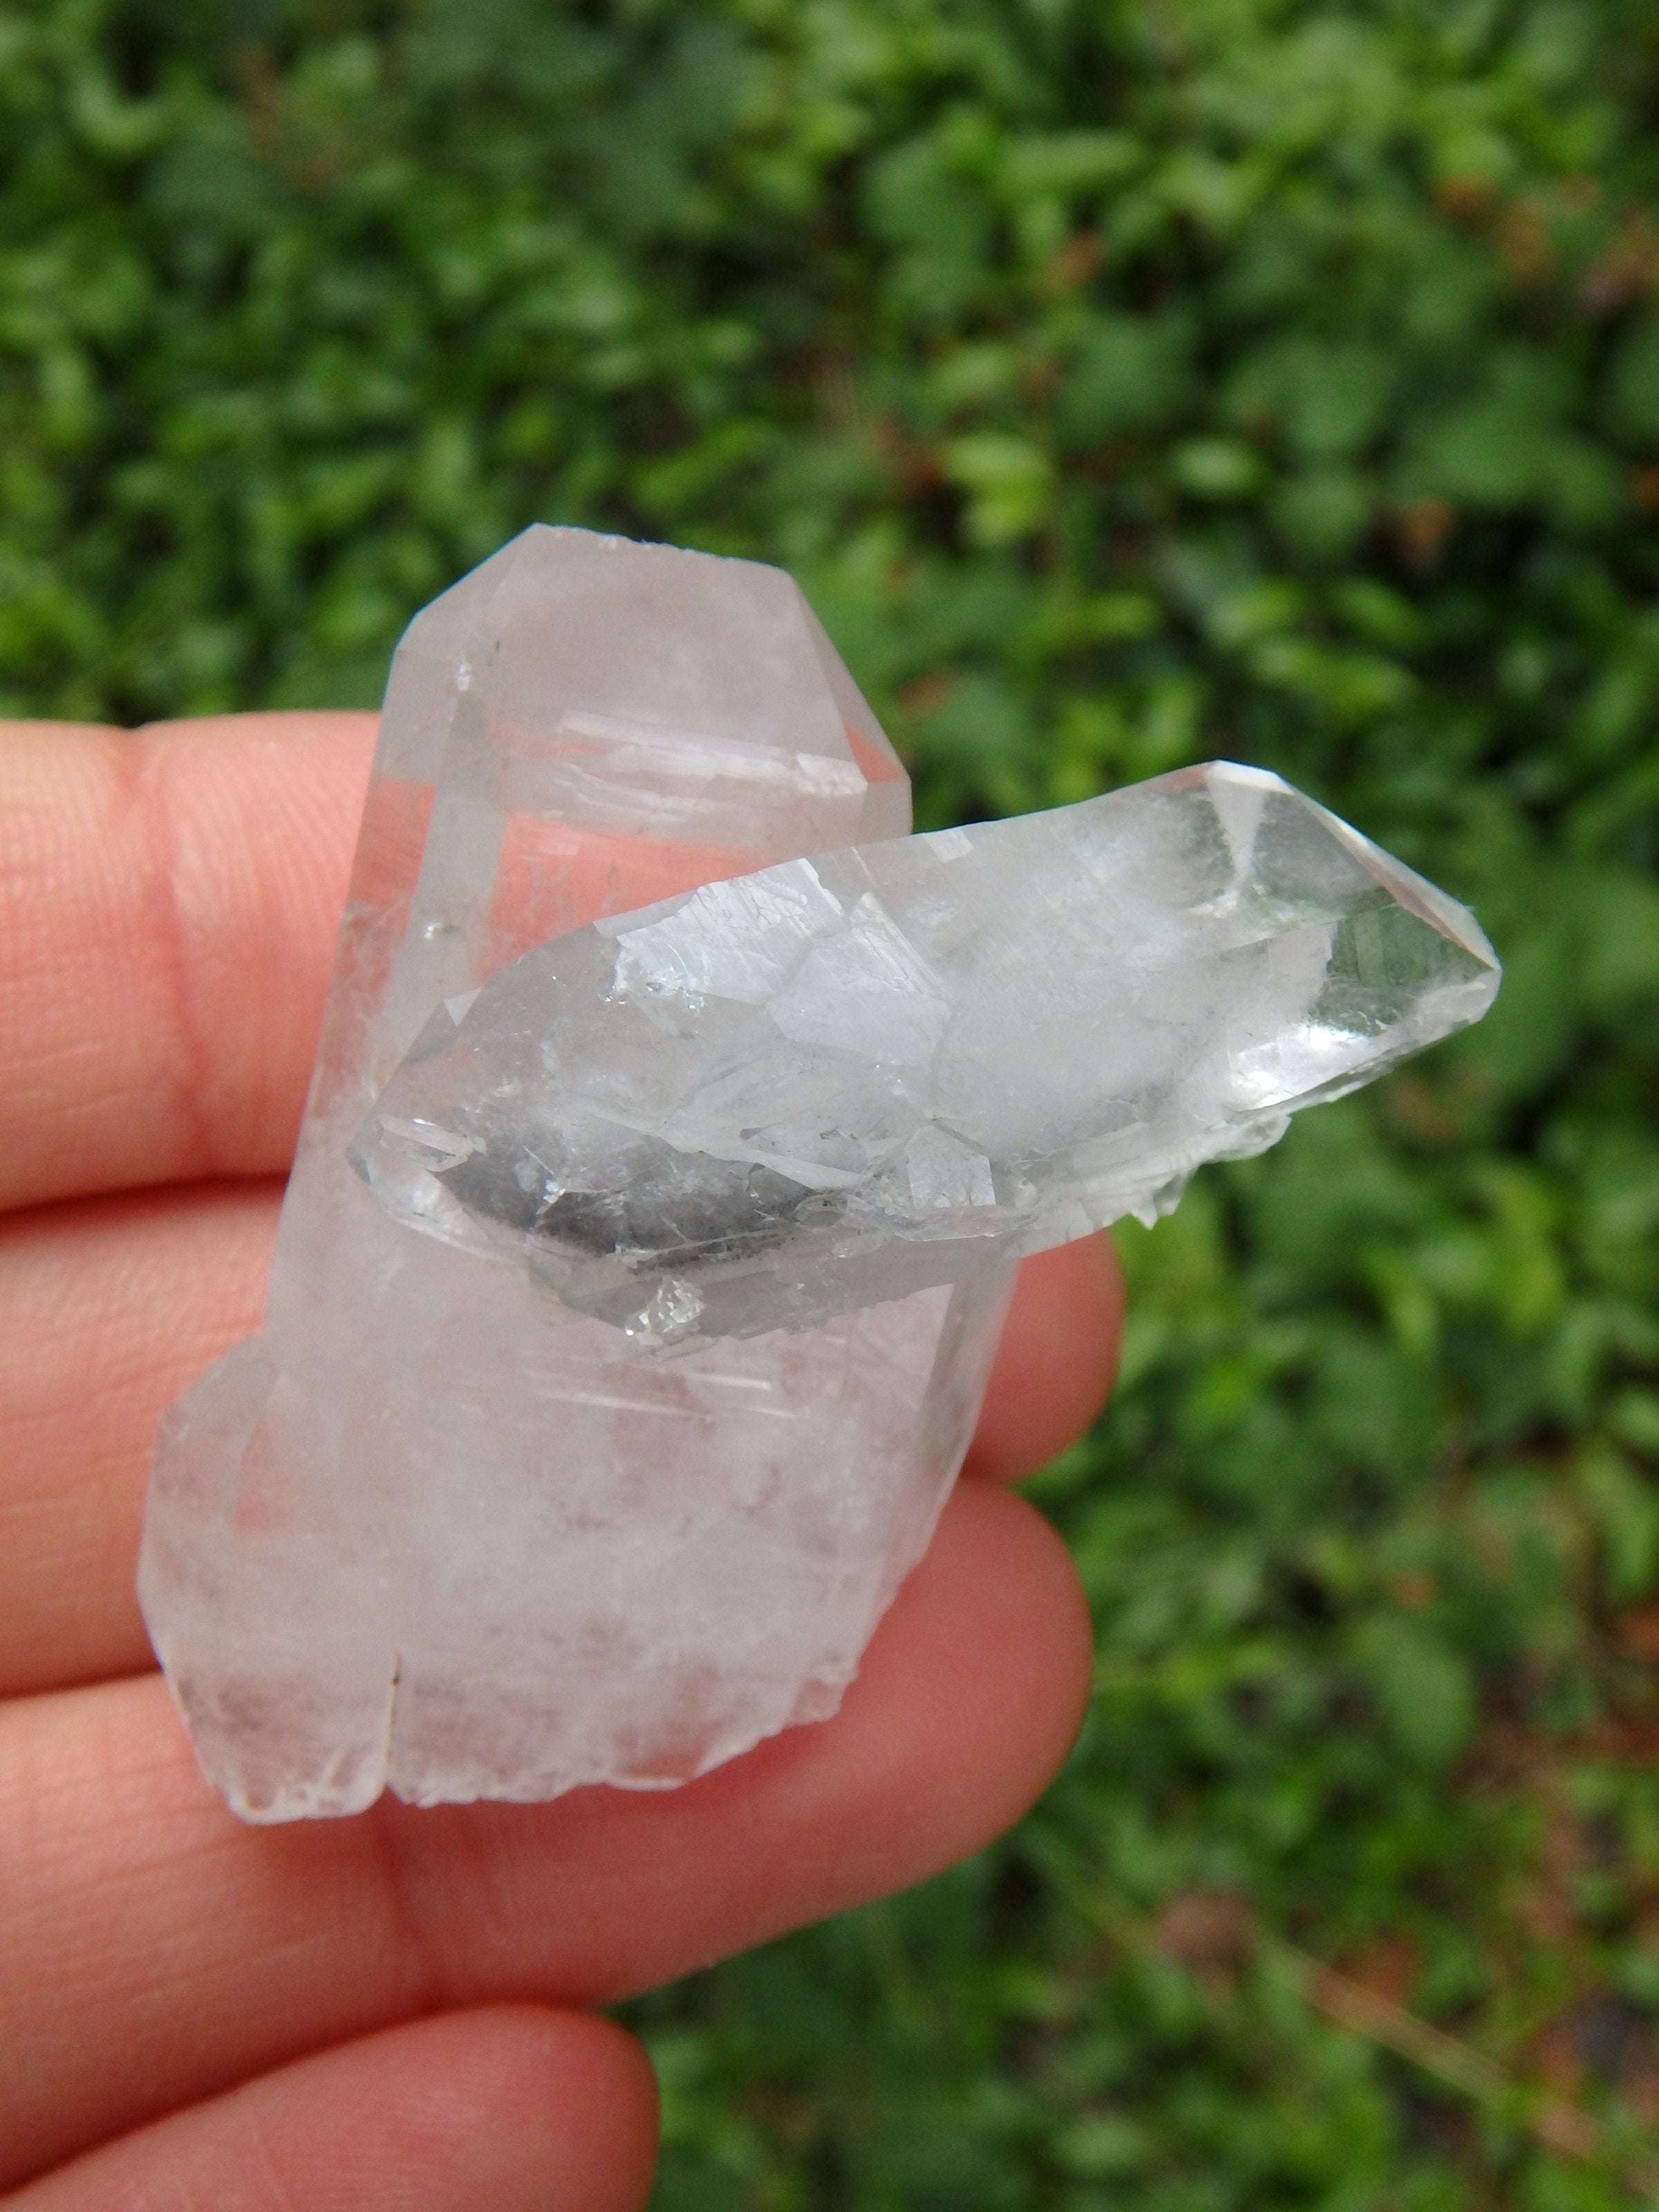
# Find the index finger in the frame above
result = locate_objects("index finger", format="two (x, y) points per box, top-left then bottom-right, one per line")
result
(0, 713), (375, 1214)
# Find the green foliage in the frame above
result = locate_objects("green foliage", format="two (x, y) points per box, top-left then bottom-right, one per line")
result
(6, 0), (1659, 2201)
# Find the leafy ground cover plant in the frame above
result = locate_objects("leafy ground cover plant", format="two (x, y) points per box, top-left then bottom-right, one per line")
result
(5, 0), (1659, 2202)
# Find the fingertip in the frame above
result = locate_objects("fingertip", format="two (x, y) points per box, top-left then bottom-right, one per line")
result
(472, 2008), (662, 2212)
(672, 1481), (1094, 1943)
(966, 1233), (1124, 1481)
(909, 1481), (1094, 1817)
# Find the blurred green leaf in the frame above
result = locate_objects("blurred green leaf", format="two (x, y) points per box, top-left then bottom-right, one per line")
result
(1353, 1615), (1477, 1770)
(1172, 437), (1268, 500)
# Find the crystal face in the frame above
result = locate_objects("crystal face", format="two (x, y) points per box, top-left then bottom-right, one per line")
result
(352, 765), (1499, 1348)
(138, 525), (1499, 1824)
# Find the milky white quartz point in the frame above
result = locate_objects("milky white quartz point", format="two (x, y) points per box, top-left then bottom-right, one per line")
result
(352, 762), (1500, 1349)
(138, 525), (1011, 1824)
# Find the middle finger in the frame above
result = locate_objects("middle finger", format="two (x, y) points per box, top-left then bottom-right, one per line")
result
(0, 1181), (279, 1695)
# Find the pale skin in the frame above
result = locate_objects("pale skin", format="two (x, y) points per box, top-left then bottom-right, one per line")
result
(0, 712), (1124, 2211)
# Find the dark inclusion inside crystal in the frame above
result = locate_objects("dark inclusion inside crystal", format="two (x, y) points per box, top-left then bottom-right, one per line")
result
(434, 1139), (843, 1272)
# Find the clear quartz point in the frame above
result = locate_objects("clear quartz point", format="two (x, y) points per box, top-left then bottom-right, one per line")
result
(138, 526), (1499, 1824)
(353, 761), (1499, 1348)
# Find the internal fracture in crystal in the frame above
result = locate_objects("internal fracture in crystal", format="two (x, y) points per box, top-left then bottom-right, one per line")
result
(138, 525), (1499, 1825)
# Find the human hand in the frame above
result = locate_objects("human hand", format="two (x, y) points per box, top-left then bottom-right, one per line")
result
(0, 712), (1123, 2209)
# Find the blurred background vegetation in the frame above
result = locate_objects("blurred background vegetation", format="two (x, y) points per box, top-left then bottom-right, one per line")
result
(6, 0), (1659, 2202)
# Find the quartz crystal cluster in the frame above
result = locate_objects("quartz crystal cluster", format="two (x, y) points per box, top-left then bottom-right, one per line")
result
(138, 525), (1499, 1823)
